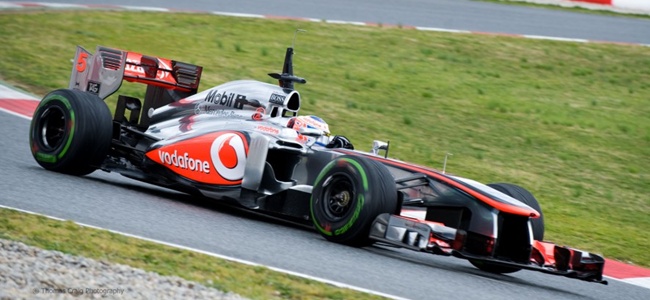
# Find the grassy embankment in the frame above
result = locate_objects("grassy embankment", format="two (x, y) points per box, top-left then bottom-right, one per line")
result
(0, 9), (648, 298)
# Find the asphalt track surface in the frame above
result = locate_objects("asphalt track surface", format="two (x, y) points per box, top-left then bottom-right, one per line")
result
(1, 1), (650, 299)
(7, 0), (650, 44)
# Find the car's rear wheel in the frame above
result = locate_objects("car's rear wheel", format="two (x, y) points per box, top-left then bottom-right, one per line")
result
(310, 155), (398, 246)
(469, 182), (545, 274)
(29, 89), (112, 176)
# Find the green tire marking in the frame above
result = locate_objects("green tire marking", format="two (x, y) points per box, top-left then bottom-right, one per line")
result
(39, 94), (76, 161)
(58, 108), (75, 160)
(341, 158), (368, 190)
(310, 157), (370, 237)
(35, 152), (57, 163)
(310, 160), (337, 236)
(333, 158), (368, 236)
(334, 194), (364, 236)
(313, 160), (336, 190)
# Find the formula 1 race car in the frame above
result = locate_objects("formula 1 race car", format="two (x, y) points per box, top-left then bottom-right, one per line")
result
(29, 43), (606, 285)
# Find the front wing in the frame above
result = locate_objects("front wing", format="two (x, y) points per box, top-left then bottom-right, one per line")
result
(369, 213), (607, 284)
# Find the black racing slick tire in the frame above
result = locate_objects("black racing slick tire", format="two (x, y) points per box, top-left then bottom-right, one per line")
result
(470, 182), (545, 274)
(310, 155), (398, 246)
(29, 89), (112, 176)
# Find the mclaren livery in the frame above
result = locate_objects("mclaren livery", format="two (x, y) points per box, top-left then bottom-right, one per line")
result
(29, 44), (606, 284)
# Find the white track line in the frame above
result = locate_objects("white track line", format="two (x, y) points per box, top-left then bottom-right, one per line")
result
(624, 277), (650, 289)
(210, 11), (264, 18)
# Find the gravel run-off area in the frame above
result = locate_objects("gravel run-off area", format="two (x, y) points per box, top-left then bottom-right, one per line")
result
(0, 239), (247, 299)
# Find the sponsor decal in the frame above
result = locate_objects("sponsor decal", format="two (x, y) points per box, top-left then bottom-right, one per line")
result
(255, 125), (280, 135)
(193, 105), (242, 118)
(145, 131), (249, 185)
(203, 89), (264, 109)
(86, 81), (101, 95)
(251, 107), (265, 121)
(269, 93), (286, 105)
(157, 149), (210, 174)
(296, 134), (309, 143)
(158, 59), (172, 79)
(124, 53), (173, 81)
(211, 132), (248, 181)
(125, 61), (146, 77)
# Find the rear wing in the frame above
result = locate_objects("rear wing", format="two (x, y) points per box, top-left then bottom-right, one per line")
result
(69, 46), (202, 100)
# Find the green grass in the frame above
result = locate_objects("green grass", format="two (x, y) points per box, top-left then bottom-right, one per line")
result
(0, 208), (386, 299)
(0, 8), (648, 274)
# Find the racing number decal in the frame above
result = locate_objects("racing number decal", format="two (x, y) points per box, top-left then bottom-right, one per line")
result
(211, 132), (248, 181)
(76, 52), (89, 73)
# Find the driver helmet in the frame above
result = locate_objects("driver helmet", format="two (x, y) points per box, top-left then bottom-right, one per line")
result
(287, 115), (331, 146)
(287, 115), (330, 135)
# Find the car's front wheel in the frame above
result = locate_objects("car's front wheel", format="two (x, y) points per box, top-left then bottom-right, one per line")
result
(310, 155), (398, 246)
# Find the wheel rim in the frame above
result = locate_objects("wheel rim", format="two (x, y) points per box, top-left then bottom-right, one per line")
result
(322, 174), (356, 220)
(39, 106), (67, 151)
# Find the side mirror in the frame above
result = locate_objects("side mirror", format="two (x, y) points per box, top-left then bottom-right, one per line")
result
(371, 140), (390, 157)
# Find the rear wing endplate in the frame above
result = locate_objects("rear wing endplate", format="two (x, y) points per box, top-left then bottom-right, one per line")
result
(69, 46), (202, 100)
